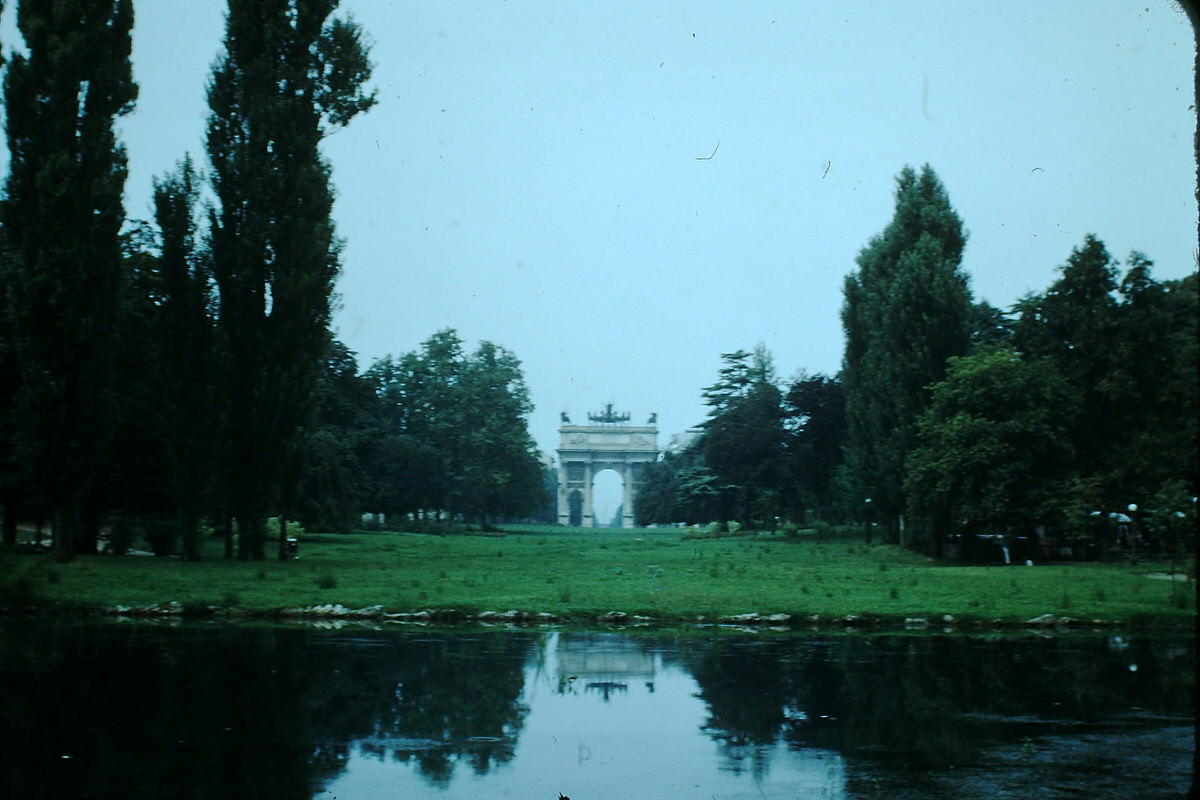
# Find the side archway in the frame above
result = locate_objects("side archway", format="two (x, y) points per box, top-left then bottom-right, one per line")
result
(567, 489), (583, 527)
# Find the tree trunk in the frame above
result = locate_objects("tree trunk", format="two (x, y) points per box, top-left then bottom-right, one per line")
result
(1, 490), (18, 547)
(181, 512), (202, 562)
(222, 513), (234, 560)
(53, 508), (75, 563)
(78, 500), (100, 556)
(237, 514), (266, 561)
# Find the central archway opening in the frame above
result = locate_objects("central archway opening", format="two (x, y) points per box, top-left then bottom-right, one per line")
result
(591, 468), (624, 528)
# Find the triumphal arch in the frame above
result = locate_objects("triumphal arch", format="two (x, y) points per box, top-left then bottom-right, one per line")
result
(557, 404), (659, 528)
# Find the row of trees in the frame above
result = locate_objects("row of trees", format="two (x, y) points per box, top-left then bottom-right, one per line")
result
(0, 1), (546, 560)
(0, 0), (375, 560)
(639, 165), (1197, 556)
(318, 330), (549, 532)
(904, 235), (1197, 553)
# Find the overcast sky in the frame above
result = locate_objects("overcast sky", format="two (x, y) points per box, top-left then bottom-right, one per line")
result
(3, 2), (1196, 497)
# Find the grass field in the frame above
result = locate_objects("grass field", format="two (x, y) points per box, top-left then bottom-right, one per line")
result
(1, 525), (1195, 626)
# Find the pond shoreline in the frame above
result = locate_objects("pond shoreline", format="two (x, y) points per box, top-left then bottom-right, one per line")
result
(3, 600), (1194, 632)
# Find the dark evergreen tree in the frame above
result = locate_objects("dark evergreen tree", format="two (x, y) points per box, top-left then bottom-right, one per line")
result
(1013, 241), (1198, 512)
(1, 0), (137, 559)
(634, 453), (682, 526)
(840, 165), (973, 546)
(697, 346), (787, 527)
(206, 0), (376, 559)
(1011, 235), (1119, 484)
(634, 447), (715, 526)
(1103, 261), (1198, 505)
(968, 300), (1011, 346)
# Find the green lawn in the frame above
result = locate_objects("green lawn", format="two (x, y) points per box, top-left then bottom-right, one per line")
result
(1, 525), (1194, 626)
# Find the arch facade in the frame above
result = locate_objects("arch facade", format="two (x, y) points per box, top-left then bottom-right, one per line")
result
(557, 406), (659, 529)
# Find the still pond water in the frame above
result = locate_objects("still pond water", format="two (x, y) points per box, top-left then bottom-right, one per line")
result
(0, 622), (1192, 799)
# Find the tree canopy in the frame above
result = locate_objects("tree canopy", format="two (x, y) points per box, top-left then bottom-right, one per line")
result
(367, 330), (547, 528)
(904, 347), (1078, 536)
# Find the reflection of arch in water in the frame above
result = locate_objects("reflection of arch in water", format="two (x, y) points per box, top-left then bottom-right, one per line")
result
(556, 409), (659, 529)
(555, 633), (656, 687)
(585, 681), (628, 701)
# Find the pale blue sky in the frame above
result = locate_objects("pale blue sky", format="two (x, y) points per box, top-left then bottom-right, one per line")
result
(3, 2), (1196, 480)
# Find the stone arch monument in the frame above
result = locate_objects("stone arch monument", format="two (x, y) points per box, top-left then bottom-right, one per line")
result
(557, 404), (659, 528)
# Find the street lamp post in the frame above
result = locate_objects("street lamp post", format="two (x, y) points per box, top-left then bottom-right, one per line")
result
(864, 498), (873, 546)
(1127, 503), (1138, 558)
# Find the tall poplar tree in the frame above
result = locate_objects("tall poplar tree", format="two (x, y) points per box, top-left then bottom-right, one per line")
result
(0, 0), (13, 547)
(1, 0), (136, 559)
(206, 0), (375, 559)
(840, 165), (973, 546)
(0, 228), (19, 547)
(153, 157), (216, 560)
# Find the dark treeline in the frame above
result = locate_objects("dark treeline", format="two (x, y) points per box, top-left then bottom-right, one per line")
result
(0, 1), (546, 560)
(638, 165), (1197, 558)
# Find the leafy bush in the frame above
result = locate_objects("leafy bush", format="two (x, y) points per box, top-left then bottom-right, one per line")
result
(682, 522), (757, 540)
(266, 517), (305, 540)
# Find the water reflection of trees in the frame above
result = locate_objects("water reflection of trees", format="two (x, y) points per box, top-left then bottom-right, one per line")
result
(0, 624), (330, 799)
(681, 635), (1194, 770)
(0, 625), (536, 798)
(1, 625), (1191, 796)
(347, 634), (533, 785)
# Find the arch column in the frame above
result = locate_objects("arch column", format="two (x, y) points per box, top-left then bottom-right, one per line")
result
(621, 463), (635, 528)
(583, 462), (595, 527)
